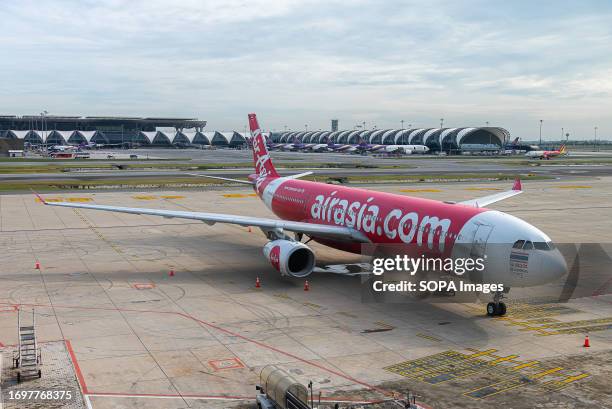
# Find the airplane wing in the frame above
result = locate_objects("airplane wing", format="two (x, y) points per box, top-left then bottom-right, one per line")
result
(34, 194), (370, 243)
(457, 178), (522, 208)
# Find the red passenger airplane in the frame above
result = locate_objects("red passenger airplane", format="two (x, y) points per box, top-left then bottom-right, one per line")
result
(36, 114), (567, 316)
(525, 144), (568, 159)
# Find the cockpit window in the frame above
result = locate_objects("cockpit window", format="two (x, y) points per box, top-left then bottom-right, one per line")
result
(514, 240), (554, 250)
(534, 241), (556, 250)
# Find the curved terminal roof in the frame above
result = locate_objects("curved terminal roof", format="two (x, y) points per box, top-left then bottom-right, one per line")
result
(336, 130), (353, 144)
(227, 131), (246, 146)
(76, 130), (108, 144)
(394, 129), (410, 144)
(327, 131), (343, 143)
(369, 130), (387, 144)
(202, 132), (217, 144)
(346, 130), (363, 144)
(280, 132), (298, 143)
(359, 130), (375, 142)
(423, 129), (442, 145)
(178, 130), (199, 144)
(406, 128), (429, 144)
(301, 131), (316, 143)
(45, 130), (70, 144)
(316, 131), (332, 143)
(304, 131), (318, 143)
(4, 125), (508, 150)
(382, 129), (401, 144)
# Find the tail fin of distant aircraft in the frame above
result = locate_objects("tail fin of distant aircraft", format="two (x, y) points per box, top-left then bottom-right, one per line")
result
(559, 144), (567, 154)
(248, 113), (279, 178)
(512, 137), (519, 145)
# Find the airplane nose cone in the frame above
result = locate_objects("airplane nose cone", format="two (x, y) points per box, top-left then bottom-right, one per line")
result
(543, 250), (568, 282)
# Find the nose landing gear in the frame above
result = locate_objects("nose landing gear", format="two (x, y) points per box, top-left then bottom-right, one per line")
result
(486, 291), (507, 316)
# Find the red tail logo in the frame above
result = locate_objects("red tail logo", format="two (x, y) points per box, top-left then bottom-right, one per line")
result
(248, 113), (279, 177)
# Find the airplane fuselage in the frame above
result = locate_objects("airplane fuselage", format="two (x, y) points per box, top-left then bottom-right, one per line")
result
(526, 150), (561, 159)
(252, 175), (566, 288)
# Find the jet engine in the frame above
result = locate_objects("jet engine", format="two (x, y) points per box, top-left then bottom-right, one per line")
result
(263, 240), (316, 278)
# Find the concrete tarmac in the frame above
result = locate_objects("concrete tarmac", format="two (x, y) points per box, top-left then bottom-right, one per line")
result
(3, 148), (612, 183)
(0, 177), (610, 408)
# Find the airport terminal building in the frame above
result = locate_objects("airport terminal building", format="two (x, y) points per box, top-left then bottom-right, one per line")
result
(0, 115), (510, 153)
(0, 115), (249, 147)
(272, 127), (511, 153)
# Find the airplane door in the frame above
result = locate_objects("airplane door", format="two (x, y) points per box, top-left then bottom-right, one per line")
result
(470, 224), (493, 258)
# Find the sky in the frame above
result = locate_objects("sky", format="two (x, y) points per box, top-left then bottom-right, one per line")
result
(0, 0), (611, 139)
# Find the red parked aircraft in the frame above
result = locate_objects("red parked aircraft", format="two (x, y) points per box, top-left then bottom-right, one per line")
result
(36, 114), (567, 316)
(525, 145), (568, 159)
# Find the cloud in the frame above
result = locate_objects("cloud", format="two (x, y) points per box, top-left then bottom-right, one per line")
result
(0, 0), (610, 138)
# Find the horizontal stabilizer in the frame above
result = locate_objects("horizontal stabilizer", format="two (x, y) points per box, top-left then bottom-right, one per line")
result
(187, 174), (254, 185)
(458, 177), (523, 208)
(285, 171), (313, 179)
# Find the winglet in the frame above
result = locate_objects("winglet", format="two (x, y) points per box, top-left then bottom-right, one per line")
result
(512, 177), (522, 191)
(31, 189), (47, 204)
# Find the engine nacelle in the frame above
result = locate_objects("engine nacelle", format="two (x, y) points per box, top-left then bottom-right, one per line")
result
(263, 240), (316, 278)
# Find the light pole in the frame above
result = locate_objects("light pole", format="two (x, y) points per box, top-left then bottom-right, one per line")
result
(400, 120), (404, 129)
(43, 110), (48, 141)
(595, 126), (598, 151)
(539, 119), (543, 146)
(40, 112), (44, 146)
(362, 121), (366, 130)
(40, 110), (48, 148)
(408, 123), (412, 130)
(440, 118), (444, 128)
(486, 121), (489, 126)
(305, 124), (308, 131)
(561, 127), (564, 140)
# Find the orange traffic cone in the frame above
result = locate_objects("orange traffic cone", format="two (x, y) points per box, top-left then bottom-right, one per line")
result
(35, 262), (40, 270)
(304, 280), (310, 291)
(247, 226), (252, 233)
(583, 335), (590, 348)
(169, 269), (175, 277)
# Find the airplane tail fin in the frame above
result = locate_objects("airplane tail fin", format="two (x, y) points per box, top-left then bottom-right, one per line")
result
(559, 144), (567, 154)
(248, 113), (279, 178)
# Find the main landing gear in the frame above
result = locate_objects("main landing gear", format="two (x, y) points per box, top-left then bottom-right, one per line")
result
(486, 291), (507, 317)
